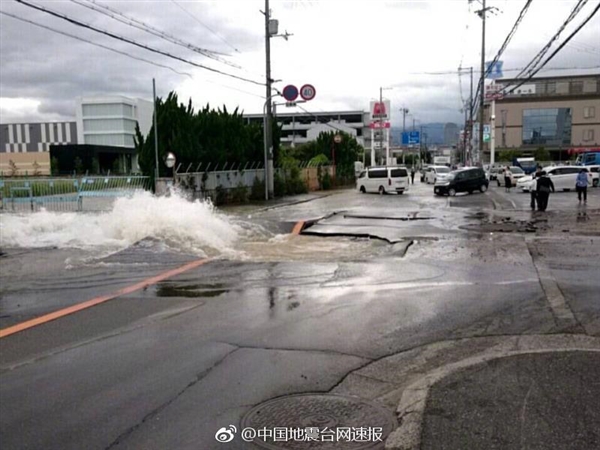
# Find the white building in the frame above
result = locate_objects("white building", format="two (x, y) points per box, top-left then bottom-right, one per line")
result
(244, 110), (370, 148)
(75, 96), (153, 148)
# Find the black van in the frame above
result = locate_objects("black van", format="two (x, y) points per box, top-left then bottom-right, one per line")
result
(434, 167), (489, 196)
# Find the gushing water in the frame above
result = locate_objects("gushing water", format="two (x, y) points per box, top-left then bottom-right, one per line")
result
(0, 191), (244, 257)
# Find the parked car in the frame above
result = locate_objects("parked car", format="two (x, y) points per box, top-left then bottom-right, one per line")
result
(516, 173), (536, 192)
(425, 166), (452, 184)
(587, 165), (599, 187)
(434, 167), (489, 196)
(357, 166), (410, 195)
(517, 166), (593, 192)
(496, 166), (526, 187)
(487, 166), (501, 181)
(420, 165), (430, 182)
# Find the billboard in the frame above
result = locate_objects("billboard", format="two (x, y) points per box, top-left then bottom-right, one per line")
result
(370, 100), (391, 122)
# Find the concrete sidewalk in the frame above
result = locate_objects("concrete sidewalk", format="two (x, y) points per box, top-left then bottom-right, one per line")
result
(419, 351), (600, 450)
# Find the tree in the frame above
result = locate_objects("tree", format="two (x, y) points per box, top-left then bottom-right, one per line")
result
(135, 92), (271, 184)
(74, 157), (83, 175)
(498, 149), (522, 162)
(289, 131), (363, 183)
(92, 157), (100, 174)
(8, 160), (18, 177)
(32, 160), (41, 176)
(51, 156), (59, 176)
(534, 146), (550, 162)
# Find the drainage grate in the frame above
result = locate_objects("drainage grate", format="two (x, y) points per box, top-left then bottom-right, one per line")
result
(240, 394), (396, 449)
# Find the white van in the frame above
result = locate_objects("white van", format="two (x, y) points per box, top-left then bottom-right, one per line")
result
(357, 166), (410, 194)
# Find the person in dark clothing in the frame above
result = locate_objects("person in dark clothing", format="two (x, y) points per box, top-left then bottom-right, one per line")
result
(410, 167), (415, 185)
(530, 167), (543, 210)
(535, 171), (555, 211)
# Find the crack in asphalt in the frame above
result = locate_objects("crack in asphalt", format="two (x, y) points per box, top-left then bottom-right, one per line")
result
(104, 347), (239, 450)
(215, 341), (373, 362)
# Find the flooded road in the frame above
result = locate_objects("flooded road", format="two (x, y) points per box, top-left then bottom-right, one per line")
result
(1, 181), (598, 450)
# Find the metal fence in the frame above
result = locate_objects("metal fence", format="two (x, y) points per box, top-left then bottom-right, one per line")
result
(0, 176), (151, 212)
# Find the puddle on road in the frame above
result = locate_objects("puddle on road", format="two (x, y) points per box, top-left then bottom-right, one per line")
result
(156, 283), (229, 298)
(236, 234), (406, 263)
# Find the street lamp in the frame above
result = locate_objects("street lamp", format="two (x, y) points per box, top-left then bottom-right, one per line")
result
(165, 152), (176, 169)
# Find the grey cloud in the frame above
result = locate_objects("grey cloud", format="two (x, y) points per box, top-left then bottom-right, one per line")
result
(1, 0), (264, 121)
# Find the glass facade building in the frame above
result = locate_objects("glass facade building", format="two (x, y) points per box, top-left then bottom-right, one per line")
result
(522, 108), (572, 146)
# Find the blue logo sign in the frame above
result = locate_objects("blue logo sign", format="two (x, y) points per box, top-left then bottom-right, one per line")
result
(402, 131), (420, 145)
(485, 60), (503, 79)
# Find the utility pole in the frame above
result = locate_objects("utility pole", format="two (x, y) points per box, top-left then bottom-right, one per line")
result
(474, 0), (497, 165)
(379, 87), (384, 165)
(469, 66), (474, 165)
(264, 0), (274, 198)
(400, 107), (409, 165)
(152, 78), (159, 186)
(477, 0), (487, 166)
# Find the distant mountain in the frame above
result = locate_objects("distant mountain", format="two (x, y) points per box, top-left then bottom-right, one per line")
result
(390, 123), (456, 146)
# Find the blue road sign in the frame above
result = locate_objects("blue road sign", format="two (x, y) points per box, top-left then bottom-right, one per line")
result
(485, 60), (503, 79)
(402, 131), (420, 145)
(282, 85), (299, 102)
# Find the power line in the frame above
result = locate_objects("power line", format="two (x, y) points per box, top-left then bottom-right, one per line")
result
(513, 0), (588, 80)
(68, 0), (242, 70)
(501, 1), (600, 96)
(14, 0), (264, 87)
(0, 10), (193, 78)
(169, 0), (240, 54)
(0, 10), (267, 100)
(485, 0), (533, 77)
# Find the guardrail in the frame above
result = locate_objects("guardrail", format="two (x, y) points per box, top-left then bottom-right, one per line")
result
(0, 176), (151, 212)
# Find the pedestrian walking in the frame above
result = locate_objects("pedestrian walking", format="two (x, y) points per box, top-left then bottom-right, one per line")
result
(503, 166), (513, 193)
(410, 167), (415, 185)
(576, 168), (589, 203)
(536, 171), (555, 212)
(530, 166), (543, 210)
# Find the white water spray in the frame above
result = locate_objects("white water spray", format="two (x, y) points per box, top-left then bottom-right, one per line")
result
(0, 191), (244, 257)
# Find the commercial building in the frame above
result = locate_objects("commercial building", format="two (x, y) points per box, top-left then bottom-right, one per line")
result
(0, 121), (77, 175)
(1, 96), (153, 176)
(244, 110), (370, 149)
(482, 73), (600, 161)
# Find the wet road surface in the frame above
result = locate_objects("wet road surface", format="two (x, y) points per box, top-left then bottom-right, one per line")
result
(1, 180), (598, 449)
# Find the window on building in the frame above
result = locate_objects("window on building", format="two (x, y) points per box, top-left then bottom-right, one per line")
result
(82, 103), (135, 117)
(583, 129), (595, 142)
(583, 106), (596, 119)
(570, 81), (583, 94)
(522, 108), (572, 146)
(545, 82), (556, 94)
(83, 119), (137, 132)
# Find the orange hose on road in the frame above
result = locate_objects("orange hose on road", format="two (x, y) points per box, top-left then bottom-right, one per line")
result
(292, 221), (306, 235)
(0, 258), (211, 339)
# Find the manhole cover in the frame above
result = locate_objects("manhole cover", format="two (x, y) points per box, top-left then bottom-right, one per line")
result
(240, 394), (396, 449)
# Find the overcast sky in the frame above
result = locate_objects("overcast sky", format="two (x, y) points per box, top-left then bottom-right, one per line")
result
(1, 0), (599, 127)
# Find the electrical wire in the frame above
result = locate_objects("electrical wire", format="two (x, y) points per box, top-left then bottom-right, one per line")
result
(0, 10), (192, 78)
(68, 0), (242, 70)
(485, 0), (533, 77)
(513, 0), (588, 80)
(14, 0), (264, 87)
(501, 1), (600, 96)
(0, 10), (266, 100)
(169, 0), (240, 54)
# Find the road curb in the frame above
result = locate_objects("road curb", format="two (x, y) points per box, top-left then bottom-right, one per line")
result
(384, 334), (600, 450)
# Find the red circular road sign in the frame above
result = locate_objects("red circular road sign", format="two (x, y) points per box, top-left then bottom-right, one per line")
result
(282, 85), (299, 102)
(300, 84), (316, 101)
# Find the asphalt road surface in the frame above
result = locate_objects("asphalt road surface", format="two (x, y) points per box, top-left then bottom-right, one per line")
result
(1, 179), (598, 450)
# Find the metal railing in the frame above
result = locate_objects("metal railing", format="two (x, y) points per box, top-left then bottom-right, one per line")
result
(0, 176), (151, 212)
